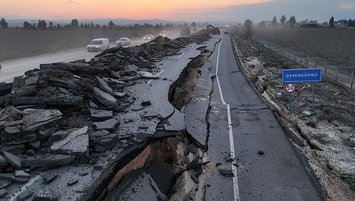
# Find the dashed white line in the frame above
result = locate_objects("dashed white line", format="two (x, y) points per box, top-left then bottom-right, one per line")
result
(215, 35), (240, 201)
(147, 70), (165, 84)
(178, 53), (184, 58)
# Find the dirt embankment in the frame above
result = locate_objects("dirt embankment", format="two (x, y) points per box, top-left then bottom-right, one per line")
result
(231, 32), (355, 201)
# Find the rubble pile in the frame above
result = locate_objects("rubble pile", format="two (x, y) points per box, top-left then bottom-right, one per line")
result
(93, 27), (219, 69)
(0, 26), (219, 199)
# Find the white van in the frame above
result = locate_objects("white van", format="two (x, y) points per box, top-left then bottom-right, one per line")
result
(87, 38), (109, 52)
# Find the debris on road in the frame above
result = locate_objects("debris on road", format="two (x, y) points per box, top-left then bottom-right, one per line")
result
(0, 26), (220, 201)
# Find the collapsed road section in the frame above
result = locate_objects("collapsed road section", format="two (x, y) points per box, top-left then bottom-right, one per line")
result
(0, 26), (220, 201)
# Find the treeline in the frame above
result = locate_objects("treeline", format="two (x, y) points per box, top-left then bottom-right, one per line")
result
(0, 18), (180, 31)
(258, 15), (355, 28)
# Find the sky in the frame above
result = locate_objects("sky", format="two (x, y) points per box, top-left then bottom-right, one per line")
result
(0, 0), (354, 22)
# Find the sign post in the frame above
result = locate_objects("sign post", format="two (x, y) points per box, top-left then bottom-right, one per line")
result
(284, 83), (296, 112)
(282, 68), (322, 113)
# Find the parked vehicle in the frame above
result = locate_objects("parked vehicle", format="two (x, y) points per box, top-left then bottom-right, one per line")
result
(143, 34), (154, 40)
(159, 31), (167, 37)
(86, 38), (109, 52)
(116, 37), (131, 47)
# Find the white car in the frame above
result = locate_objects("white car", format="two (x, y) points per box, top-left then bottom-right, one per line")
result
(143, 34), (154, 40)
(87, 38), (109, 52)
(116, 37), (131, 47)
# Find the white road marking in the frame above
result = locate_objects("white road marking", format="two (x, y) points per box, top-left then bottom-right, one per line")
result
(227, 103), (241, 201)
(216, 36), (226, 105)
(178, 53), (184, 58)
(147, 70), (165, 84)
(215, 35), (240, 201)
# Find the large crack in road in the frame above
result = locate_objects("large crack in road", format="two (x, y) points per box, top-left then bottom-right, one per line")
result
(0, 27), (222, 201)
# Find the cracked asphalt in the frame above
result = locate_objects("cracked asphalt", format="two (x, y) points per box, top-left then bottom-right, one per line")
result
(204, 34), (324, 201)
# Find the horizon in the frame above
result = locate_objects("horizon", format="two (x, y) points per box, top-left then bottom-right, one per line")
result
(1, 0), (354, 23)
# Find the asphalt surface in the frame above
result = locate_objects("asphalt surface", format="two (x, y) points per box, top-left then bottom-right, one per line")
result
(205, 34), (323, 201)
(0, 39), (145, 83)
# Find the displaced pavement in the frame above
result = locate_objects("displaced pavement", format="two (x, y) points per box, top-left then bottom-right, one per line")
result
(204, 34), (324, 201)
(0, 27), (220, 201)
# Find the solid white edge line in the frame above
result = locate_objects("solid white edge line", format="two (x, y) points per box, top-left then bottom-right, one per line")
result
(147, 70), (165, 84)
(216, 36), (226, 105)
(227, 103), (241, 201)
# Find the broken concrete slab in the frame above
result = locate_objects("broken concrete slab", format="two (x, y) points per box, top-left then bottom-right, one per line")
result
(90, 109), (113, 120)
(92, 119), (120, 131)
(22, 154), (75, 169)
(2, 151), (23, 169)
(93, 87), (118, 107)
(50, 126), (89, 156)
(22, 109), (62, 131)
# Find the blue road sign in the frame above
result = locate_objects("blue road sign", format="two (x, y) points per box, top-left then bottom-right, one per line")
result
(282, 68), (322, 83)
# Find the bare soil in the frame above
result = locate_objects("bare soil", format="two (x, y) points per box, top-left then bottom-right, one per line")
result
(254, 27), (355, 71)
(231, 31), (355, 201)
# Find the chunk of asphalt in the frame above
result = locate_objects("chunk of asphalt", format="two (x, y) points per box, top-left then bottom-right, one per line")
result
(93, 87), (117, 107)
(92, 118), (120, 131)
(2, 151), (22, 169)
(22, 154), (75, 169)
(0, 155), (8, 168)
(14, 170), (30, 178)
(0, 180), (11, 189)
(218, 168), (234, 177)
(22, 109), (62, 131)
(90, 109), (113, 120)
(0, 188), (8, 198)
(96, 76), (114, 94)
(67, 178), (79, 186)
(33, 188), (58, 201)
(257, 149), (265, 155)
(50, 126), (89, 156)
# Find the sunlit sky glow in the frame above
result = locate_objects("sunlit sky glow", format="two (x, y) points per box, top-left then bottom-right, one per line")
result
(0, 0), (269, 19)
(0, 0), (354, 22)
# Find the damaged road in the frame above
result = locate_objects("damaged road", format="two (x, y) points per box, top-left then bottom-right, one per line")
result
(0, 27), (221, 201)
(204, 34), (324, 201)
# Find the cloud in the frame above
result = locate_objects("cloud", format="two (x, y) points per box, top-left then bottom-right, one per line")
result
(67, 0), (79, 5)
(339, 3), (355, 9)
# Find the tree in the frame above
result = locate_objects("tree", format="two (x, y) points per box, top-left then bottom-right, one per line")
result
(0, 18), (8, 29)
(37, 20), (47, 30)
(329, 16), (335, 28)
(23, 21), (34, 30)
(108, 20), (115, 30)
(71, 19), (79, 27)
(280, 15), (286, 25)
(271, 16), (277, 27)
(191, 21), (197, 32)
(243, 19), (254, 39)
(288, 16), (297, 27)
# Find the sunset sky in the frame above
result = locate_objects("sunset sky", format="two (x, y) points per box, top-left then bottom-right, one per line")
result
(1, 0), (354, 22)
